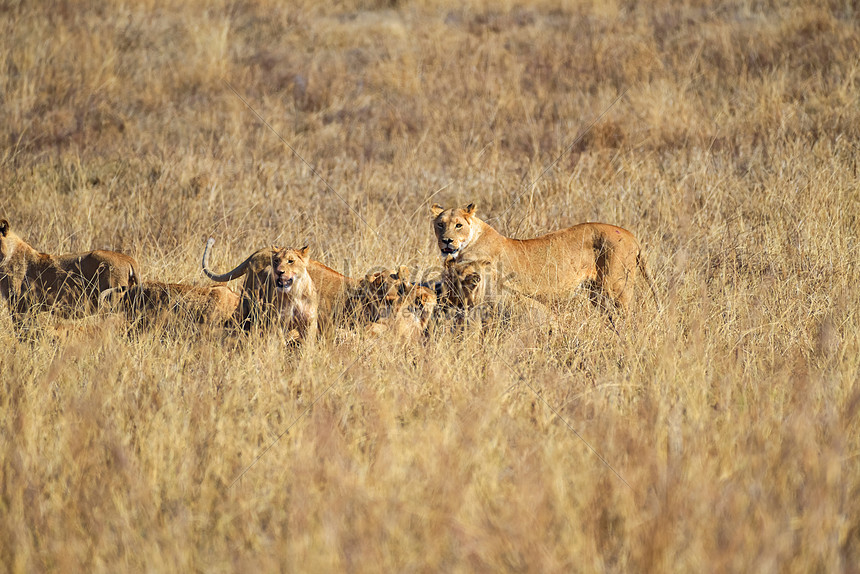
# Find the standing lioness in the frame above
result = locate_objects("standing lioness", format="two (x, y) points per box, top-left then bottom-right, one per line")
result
(430, 203), (658, 314)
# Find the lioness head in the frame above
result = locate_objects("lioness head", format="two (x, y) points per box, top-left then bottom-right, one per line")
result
(430, 203), (478, 258)
(271, 246), (310, 293)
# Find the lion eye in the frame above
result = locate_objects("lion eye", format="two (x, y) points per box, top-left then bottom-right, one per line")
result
(455, 223), (462, 229)
(288, 259), (294, 265)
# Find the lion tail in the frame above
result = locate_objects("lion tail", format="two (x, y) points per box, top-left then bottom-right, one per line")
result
(98, 285), (128, 313)
(637, 250), (661, 311)
(202, 237), (252, 282)
(128, 260), (140, 288)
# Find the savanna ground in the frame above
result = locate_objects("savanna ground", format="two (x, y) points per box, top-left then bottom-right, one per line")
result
(2, 0), (859, 571)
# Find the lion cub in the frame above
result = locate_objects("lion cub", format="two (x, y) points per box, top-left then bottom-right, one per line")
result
(439, 256), (495, 329)
(203, 239), (318, 343)
(356, 266), (437, 339)
(440, 255), (554, 333)
(440, 257), (495, 311)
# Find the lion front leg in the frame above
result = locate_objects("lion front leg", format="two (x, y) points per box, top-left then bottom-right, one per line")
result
(288, 307), (318, 347)
(237, 296), (264, 332)
(8, 288), (38, 340)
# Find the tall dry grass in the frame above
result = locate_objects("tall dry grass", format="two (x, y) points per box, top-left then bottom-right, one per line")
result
(1, 0), (859, 571)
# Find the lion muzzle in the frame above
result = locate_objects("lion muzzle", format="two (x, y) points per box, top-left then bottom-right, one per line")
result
(276, 275), (294, 291)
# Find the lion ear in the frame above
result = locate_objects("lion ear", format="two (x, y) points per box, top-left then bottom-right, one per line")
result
(396, 265), (410, 282)
(430, 204), (445, 217)
(0, 219), (7, 236)
(297, 245), (310, 260)
(464, 203), (477, 217)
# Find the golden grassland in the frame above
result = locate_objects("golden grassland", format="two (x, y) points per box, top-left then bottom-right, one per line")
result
(1, 0), (859, 570)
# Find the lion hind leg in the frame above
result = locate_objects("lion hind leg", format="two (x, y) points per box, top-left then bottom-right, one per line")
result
(636, 251), (661, 311)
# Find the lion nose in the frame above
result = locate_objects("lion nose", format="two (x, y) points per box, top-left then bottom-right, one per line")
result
(442, 238), (453, 245)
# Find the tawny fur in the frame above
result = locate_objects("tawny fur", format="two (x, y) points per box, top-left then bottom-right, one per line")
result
(0, 219), (139, 323)
(440, 255), (554, 333)
(356, 267), (437, 337)
(306, 260), (359, 332)
(101, 281), (240, 328)
(440, 257), (495, 311)
(430, 203), (659, 315)
(202, 238), (318, 342)
(55, 250), (139, 307)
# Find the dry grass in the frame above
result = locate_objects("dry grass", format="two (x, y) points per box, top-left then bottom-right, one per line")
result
(2, 0), (860, 571)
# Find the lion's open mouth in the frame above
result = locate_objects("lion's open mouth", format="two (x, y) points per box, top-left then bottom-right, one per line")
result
(276, 276), (294, 290)
(441, 247), (458, 255)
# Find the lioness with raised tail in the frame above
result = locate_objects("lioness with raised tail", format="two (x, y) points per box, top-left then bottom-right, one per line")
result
(202, 238), (317, 342)
(430, 203), (658, 317)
